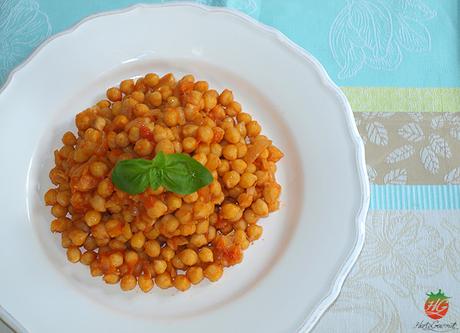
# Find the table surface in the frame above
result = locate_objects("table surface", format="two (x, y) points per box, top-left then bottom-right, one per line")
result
(1, 0), (459, 332)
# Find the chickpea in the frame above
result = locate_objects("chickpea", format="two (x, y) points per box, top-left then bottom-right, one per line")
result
(165, 193), (182, 211)
(164, 107), (179, 126)
(183, 192), (198, 204)
(174, 275), (191, 291)
(182, 124), (198, 137)
(120, 274), (137, 291)
(153, 259), (167, 274)
(131, 231), (146, 249)
(131, 91), (145, 103)
(138, 274), (154, 292)
(44, 189), (58, 206)
(251, 199), (269, 217)
(246, 121), (261, 137)
(144, 224), (158, 239)
(218, 89), (233, 106)
(132, 104), (149, 118)
(120, 79), (134, 94)
(111, 101), (122, 116)
(217, 160), (230, 176)
(51, 204), (67, 218)
(194, 81), (209, 92)
(56, 191), (71, 207)
(178, 249), (198, 266)
(222, 144), (238, 160)
(173, 140), (183, 153)
(204, 264), (223, 282)
(221, 203), (242, 221)
(84, 210), (101, 226)
(182, 137), (197, 153)
(155, 139), (174, 154)
(224, 127), (241, 144)
(196, 219), (209, 234)
(171, 255), (184, 270)
(190, 234), (207, 248)
(144, 73), (159, 87)
(62, 131), (77, 146)
(146, 91), (162, 107)
(237, 193), (253, 208)
(210, 143), (222, 156)
(156, 273), (173, 289)
(160, 246), (175, 261)
(107, 87), (122, 102)
(80, 251), (96, 265)
(162, 215), (180, 234)
(66, 247), (81, 263)
(112, 115), (129, 130)
(109, 239), (126, 251)
(186, 266), (204, 285)
(105, 219), (122, 238)
(236, 112), (250, 123)
(69, 229), (88, 246)
(115, 132), (129, 148)
(234, 219), (247, 231)
(124, 250), (139, 266)
(239, 172), (257, 188)
(198, 247), (214, 263)
(230, 159), (247, 174)
(210, 105), (226, 120)
(237, 143), (248, 158)
(203, 90), (217, 110)
(206, 226), (217, 242)
(146, 200), (168, 219)
(222, 170), (240, 189)
(97, 179), (114, 198)
(145, 240), (161, 258)
(193, 201), (213, 219)
(243, 209), (259, 224)
(109, 252), (124, 267)
(50, 217), (71, 233)
(83, 236), (97, 251)
(89, 161), (109, 178)
(134, 139), (153, 156)
(195, 143), (211, 155)
(180, 223), (196, 236)
(197, 126), (213, 143)
(193, 153), (207, 166)
(126, 127), (139, 144)
(246, 224), (263, 241)
(205, 153), (220, 171)
(263, 183), (281, 203)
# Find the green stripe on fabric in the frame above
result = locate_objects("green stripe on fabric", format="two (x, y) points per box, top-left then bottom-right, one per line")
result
(369, 185), (460, 210)
(341, 88), (460, 113)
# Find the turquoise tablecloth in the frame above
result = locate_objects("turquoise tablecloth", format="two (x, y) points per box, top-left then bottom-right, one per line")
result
(1, 1), (459, 332)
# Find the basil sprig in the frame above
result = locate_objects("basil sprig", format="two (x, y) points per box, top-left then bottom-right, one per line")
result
(111, 152), (213, 195)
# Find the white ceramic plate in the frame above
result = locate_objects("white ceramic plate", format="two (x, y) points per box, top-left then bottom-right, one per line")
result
(0, 3), (369, 333)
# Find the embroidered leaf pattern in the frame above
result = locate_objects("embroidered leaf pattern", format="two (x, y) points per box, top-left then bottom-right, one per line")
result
(385, 145), (415, 164)
(384, 169), (408, 184)
(398, 123), (424, 142)
(366, 121), (389, 146)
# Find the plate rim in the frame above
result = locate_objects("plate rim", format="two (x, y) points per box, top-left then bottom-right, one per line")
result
(0, 2), (370, 332)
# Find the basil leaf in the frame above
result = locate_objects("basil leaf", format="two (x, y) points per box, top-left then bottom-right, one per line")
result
(162, 154), (213, 195)
(111, 158), (152, 194)
(149, 168), (162, 191)
(152, 151), (166, 169)
(111, 152), (213, 195)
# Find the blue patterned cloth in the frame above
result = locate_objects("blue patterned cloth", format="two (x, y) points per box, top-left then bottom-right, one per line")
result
(1, 0), (458, 87)
(1, 2), (460, 333)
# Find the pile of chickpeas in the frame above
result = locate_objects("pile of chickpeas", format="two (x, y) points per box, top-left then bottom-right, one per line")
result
(44, 73), (283, 292)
